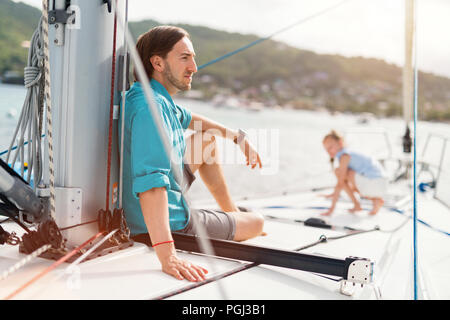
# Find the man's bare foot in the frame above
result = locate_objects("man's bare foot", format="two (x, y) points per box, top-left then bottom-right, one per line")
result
(348, 204), (363, 213)
(369, 198), (384, 215)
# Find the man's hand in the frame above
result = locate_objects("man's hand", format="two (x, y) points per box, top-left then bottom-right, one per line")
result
(139, 188), (208, 282)
(239, 139), (262, 169)
(159, 251), (208, 282)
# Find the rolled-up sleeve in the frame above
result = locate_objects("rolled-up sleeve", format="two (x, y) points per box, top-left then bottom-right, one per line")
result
(131, 106), (171, 199)
(175, 104), (192, 130)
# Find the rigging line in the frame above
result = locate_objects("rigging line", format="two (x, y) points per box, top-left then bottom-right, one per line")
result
(35, 229), (120, 297)
(113, 0), (228, 300)
(388, 203), (450, 237)
(0, 135), (46, 158)
(197, 0), (352, 70)
(411, 0), (419, 301)
(69, 229), (118, 266)
(118, 0), (129, 209)
(3, 231), (104, 300)
(58, 219), (98, 231)
(42, 0), (56, 218)
(105, 4), (118, 213)
(0, 244), (51, 281)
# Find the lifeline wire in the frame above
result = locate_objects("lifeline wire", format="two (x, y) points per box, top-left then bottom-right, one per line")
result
(198, 0), (352, 70)
(113, 0), (229, 299)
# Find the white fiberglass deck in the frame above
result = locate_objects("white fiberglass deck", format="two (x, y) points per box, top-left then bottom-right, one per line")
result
(0, 187), (449, 300)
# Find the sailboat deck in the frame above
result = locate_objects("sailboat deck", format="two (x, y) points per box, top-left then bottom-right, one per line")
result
(1, 185), (448, 300)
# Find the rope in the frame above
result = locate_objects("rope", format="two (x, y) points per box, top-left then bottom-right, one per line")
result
(42, 0), (55, 218)
(58, 219), (98, 231)
(4, 18), (45, 187)
(68, 229), (118, 266)
(0, 244), (51, 281)
(0, 135), (46, 158)
(3, 231), (104, 300)
(197, 0), (352, 70)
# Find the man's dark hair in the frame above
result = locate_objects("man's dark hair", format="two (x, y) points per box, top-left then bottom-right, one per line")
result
(133, 25), (190, 81)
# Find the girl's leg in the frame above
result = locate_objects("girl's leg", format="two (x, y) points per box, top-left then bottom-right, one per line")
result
(369, 197), (384, 215)
(345, 170), (362, 212)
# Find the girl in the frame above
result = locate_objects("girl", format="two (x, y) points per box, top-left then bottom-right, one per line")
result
(321, 130), (388, 216)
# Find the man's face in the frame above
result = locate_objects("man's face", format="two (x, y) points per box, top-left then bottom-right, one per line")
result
(162, 37), (197, 92)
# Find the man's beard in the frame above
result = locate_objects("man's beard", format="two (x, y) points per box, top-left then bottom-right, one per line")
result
(163, 63), (191, 92)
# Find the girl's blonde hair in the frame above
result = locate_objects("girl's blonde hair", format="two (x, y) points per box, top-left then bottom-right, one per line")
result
(323, 130), (344, 143)
(323, 130), (344, 168)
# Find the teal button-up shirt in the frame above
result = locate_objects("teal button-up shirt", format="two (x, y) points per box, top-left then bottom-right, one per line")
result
(121, 79), (192, 235)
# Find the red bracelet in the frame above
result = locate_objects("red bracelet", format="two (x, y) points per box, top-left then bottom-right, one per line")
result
(152, 240), (174, 248)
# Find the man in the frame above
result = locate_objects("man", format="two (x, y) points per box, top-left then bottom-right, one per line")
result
(122, 26), (265, 282)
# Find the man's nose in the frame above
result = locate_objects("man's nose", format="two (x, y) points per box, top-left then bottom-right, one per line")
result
(189, 58), (198, 73)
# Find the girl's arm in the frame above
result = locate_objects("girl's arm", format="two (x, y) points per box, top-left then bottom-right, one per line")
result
(322, 154), (351, 216)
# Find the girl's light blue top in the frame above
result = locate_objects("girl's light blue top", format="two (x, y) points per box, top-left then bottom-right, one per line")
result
(335, 148), (385, 179)
(121, 79), (192, 235)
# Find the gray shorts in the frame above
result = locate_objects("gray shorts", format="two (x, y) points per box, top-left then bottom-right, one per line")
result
(177, 208), (236, 241)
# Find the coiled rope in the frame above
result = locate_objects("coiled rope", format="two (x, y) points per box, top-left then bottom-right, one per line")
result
(4, 18), (45, 188)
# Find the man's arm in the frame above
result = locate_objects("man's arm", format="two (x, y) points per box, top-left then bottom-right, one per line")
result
(139, 187), (207, 282)
(188, 112), (262, 169)
(188, 112), (238, 139)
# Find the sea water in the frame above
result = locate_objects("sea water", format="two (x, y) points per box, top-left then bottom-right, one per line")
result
(1, 82), (450, 203)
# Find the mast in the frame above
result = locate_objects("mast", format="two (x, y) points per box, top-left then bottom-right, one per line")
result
(45, 0), (127, 245)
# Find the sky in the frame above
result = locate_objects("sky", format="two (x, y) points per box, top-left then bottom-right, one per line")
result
(15, 0), (450, 78)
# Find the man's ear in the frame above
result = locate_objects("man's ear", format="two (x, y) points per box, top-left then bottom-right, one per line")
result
(150, 55), (164, 73)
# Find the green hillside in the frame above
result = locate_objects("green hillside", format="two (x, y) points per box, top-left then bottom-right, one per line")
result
(130, 20), (450, 121)
(0, 0), (41, 74)
(1, 0), (450, 121)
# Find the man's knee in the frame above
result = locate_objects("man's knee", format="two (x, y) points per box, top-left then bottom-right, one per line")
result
(233, 212), (264, 241)
(248, 212), (264, 235)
